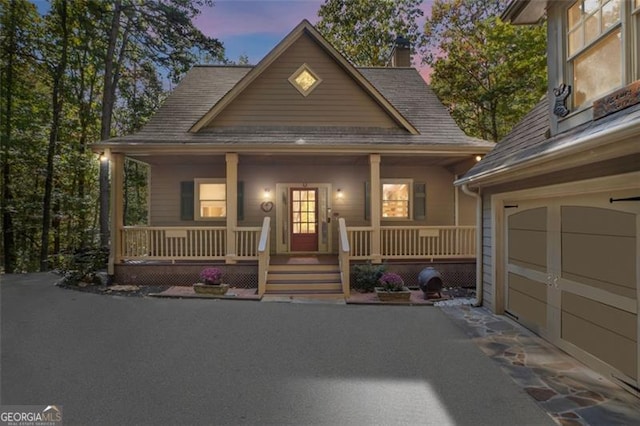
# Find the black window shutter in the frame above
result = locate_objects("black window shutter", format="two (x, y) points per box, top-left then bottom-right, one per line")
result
(180, 181), (194, 221)
(237, 181), (244, 221)
(364, 181), (371, 221)
(413, 182), (426, 220)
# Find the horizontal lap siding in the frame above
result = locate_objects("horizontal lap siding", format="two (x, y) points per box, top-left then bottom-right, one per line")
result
(482, 192), (493, 311)
(147, 159), (465, 252)
(150, 162), (226, 226)
(208, 34), (400, 129)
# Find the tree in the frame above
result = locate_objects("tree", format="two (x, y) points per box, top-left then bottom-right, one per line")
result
(0, 0), (43, 272)
(423, 0), (547, 142)
(40, 0), (70, 271)
(98, 0), (224, 247)
(316, 0), (424, 66)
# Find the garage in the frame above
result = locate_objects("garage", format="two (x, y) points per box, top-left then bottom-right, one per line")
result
(504, 186), (639, 388)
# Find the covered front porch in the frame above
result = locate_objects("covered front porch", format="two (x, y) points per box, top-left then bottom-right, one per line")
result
(106, 150), (481, 297)
(114, 217), (476, 297)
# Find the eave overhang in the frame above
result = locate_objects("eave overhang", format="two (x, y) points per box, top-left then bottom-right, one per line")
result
(501, 0), (550, 24)
(91, 141), (492, 157)
(455, 121), (640, 188)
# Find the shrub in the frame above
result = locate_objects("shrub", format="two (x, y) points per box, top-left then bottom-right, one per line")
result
(57, 246), (109, 286)
(352, 262), (386, 292)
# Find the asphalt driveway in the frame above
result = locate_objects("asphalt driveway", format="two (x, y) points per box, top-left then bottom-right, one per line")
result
(1, 273), (554, 425)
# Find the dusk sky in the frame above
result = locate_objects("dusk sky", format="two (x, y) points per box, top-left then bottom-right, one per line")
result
(196, 0), (434, 81)
(32, 0), (435, 81)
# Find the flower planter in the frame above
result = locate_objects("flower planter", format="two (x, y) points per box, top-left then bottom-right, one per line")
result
(375, 286), (412, 302)
(193, 283), (229, 295)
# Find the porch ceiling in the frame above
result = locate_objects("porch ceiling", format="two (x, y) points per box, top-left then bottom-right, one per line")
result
(132, 153), (475, 167)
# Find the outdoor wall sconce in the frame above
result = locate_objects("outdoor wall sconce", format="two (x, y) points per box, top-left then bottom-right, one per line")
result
(336, 188), (344, 199)
(99, 152), (109, 162)
(263, 188), (271, 200)
(475, 155), (482, 162)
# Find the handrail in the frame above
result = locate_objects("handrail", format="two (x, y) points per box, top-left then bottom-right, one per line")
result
(338, 218), (350, 298)
(257, 217), (271, 297)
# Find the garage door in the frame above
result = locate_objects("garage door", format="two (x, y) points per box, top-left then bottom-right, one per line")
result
(505, 188), (639, 387)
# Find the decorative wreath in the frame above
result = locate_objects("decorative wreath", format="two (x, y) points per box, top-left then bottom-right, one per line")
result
(260, 201), (274, 212)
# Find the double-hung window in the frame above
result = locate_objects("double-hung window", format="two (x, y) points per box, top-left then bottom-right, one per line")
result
(566, 0), (639, 110)
(382, 179), (412, 220)
(567, 0), (622, 109)
(195, 179), (226, 219)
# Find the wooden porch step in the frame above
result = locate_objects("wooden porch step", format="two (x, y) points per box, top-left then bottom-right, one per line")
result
(264, 259), (343, 297)
(267, 263), (339, 272)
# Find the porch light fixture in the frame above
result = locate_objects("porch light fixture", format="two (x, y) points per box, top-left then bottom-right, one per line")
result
(336, 188), (343, 199)
(263, 188), (271, 200)
(99, 152), (109, 162)
(475, 155), (483, 162)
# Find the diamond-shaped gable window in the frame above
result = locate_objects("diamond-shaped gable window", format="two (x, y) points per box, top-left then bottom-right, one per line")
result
(289, 64), (322, 97)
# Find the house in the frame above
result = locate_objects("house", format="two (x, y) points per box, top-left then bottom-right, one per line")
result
(456, 0), (640, 393)
(94, 20), (493, 299)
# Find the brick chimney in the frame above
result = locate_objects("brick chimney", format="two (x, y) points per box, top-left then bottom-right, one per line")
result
(388, 36), (411, 67)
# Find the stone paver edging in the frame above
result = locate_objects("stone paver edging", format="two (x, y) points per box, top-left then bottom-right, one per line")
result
(440, 305), (640, 426)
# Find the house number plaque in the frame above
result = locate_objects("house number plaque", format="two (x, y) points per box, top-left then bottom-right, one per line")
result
(593, 80), (640, 120)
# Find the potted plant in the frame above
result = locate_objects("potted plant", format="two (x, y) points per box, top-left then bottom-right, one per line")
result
(375, 272), (411, 302)
(193, 267), (229, 295)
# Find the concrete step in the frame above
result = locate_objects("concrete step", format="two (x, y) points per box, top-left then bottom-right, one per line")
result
(265, 282), (343, 292)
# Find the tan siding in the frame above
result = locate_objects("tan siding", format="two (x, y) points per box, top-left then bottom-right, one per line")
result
(208, 34), (400, 128)
(147, 157), (463, 251)
(562, 292), (637, 379)
(458, 190), (476, 226)
(150, 161), (226, 226)
(381, 164), (458, 226)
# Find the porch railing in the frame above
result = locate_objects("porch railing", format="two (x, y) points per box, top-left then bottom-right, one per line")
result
(120, 224), (476, 263)
(120, 226), (261, 261)
(257, 217), (271, 296)
(338, 218), (350, 297)
(347, 225), (476, 260)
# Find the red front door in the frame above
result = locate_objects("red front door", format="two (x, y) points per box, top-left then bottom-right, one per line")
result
(290, 188), (318, 252)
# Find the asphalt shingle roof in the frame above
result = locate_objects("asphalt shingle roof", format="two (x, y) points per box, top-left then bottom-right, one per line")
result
(103, 65), (493, 150)
(458, 95), (640, 185)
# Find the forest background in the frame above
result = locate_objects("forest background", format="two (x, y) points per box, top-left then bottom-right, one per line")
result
(0, 0), (546, 273)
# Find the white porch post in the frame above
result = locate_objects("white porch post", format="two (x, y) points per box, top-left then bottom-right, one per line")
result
(370, 154), (382, 263)
(108, 151), (124, 275)
(225, 153), (238, 264)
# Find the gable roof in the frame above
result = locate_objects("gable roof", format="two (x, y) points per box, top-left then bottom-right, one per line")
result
(100, 65), (492, 151)
(456, 95), (640, 186)
(96, 20), (494, 154)
(190, 20), (418, 135)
